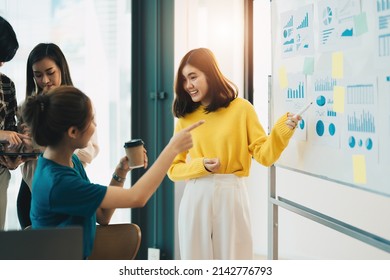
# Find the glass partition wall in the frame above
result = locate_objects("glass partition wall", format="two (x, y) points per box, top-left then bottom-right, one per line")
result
(1, 0), (131, 230)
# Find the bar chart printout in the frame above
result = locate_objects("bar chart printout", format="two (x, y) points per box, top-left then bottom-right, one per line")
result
(287, 82), (305, 98)
(345, 81), (378, 157)
(347, 111), (375, 133)
(377, 0), (390, 57)
(280, 4), (314, 57)
(377, 0), (390, 12)
(312, 75), (339, 148)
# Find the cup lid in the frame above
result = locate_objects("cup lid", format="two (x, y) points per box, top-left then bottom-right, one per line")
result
(124, 139), (144, 148)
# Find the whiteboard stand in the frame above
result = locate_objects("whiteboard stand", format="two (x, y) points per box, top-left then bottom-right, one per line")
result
(267, 164), (278, 260)
(267, 75), (279, 259)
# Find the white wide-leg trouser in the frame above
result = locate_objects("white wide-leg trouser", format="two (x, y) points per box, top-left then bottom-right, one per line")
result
(178, 174), (253, 260)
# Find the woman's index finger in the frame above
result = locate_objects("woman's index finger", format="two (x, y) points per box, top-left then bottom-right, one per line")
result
(182, 120), (205, 132)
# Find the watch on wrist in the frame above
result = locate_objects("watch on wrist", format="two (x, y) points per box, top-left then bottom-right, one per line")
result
(112, 173), (125, 182)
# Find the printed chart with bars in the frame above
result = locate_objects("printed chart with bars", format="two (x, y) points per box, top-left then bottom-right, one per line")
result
(285, 74), (308, 112)
(312, 75), (339, 147)
(345, 82), (378, 154)
(346, 84), (375, 104)
(378, 35), (390, 57)
(318, 0), (361, 51)
(297, 12), (309, 29)
(287, 82), (305, 99)
(347, 111), (376, 133)
(377, 0), (390, 12)
(314, 77), (338, 119)
(280, 4), (313, 57)
(282, 15), (294, 54)
(377, 0), (390, 57)
(319, 4), (336, 46)
(314, 76), (337, 91)
(283, 73), (308, 140)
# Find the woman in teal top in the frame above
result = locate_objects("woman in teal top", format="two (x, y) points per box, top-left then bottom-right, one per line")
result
(21, 85), (203, 259)
(32, 154), (106, 258)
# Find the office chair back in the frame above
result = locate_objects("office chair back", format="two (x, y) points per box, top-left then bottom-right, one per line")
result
(0, 226), (83, 260)
(89, 223), (141, 260)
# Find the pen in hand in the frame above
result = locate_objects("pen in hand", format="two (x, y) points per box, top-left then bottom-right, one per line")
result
(294, 101), (313, 119)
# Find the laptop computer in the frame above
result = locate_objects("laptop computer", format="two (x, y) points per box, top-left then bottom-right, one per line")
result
(0, 226), (83, 260)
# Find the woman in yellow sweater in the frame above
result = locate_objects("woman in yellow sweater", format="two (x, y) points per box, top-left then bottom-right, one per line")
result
(167, 48), (301, 260)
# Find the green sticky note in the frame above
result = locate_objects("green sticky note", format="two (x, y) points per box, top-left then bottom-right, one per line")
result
(303, 57), (314, 75)
(354, 12), (368, 36)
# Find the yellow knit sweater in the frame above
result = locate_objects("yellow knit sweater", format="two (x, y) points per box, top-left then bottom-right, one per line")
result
(167, 98), (294, 181)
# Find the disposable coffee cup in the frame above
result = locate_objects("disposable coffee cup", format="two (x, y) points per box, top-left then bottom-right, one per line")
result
(124, 139), (144, 168)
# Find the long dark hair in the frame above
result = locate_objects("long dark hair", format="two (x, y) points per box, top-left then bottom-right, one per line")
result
(173, 48), (237, 118)
(0, 16), (18, 62)
(22, 86), (92, 147)
(26, 43), (73, 97)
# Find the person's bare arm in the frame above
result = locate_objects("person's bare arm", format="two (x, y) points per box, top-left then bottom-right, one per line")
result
(97, 120), (204, 224)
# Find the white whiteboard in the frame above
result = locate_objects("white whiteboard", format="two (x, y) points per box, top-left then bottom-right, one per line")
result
(271, 0), (390, 196)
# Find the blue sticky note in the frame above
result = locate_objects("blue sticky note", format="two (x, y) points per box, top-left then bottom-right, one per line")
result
(303, 57), (314, 75)
(354, 12), (368, 36)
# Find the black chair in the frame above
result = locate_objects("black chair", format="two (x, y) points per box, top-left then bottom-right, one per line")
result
(0, 226), (83, 260)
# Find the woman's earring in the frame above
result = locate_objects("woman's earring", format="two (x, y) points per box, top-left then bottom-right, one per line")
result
(33, 78), (38, 95)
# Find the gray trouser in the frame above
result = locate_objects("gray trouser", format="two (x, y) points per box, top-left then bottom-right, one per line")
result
(0, 167), (11, 230)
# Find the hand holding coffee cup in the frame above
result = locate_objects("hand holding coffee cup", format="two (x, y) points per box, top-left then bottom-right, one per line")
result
(124, 139), (147, 169)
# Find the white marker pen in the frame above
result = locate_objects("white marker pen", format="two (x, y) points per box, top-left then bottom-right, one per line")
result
(295, 101), (313, 117)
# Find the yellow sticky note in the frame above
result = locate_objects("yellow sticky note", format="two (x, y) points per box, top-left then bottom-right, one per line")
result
(279, 67), (288, 89)
(333, 86), (345, 113)
(353, 155), (367, 184)
(332, 52), (344, 79)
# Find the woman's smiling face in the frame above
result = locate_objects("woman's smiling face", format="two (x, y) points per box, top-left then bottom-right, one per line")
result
(182, 64), (211, 106)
